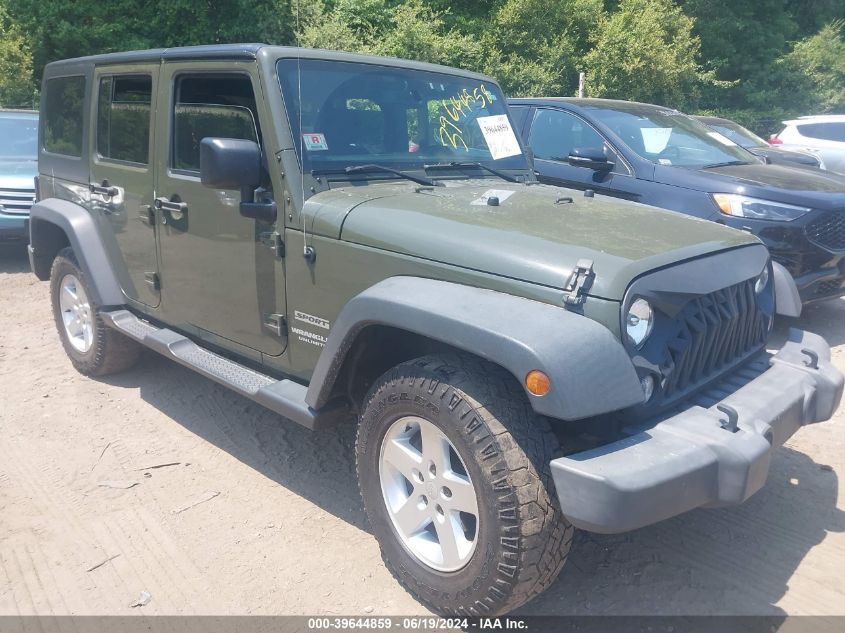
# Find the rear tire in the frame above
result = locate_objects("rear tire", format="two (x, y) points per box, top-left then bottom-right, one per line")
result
(49, 247), (141, 376)
(356, 353), (572, 615)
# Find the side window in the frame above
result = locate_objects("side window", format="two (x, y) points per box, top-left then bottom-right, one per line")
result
(97, 75), (153, 165)
(798, 122), (845, 142)
(172, 75), (259, 172)
(44, 76), (86, 156)
(528, 108), (606, 161)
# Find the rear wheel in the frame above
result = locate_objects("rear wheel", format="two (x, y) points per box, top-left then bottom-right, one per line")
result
(356, 353), (572, 615)
(50, 247), (141, 376)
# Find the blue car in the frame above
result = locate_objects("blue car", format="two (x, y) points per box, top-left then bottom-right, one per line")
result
(0, 109), (38, 242)
(508, 98), (845, 313)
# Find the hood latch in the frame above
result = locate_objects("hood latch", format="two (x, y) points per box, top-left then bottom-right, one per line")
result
(562, 259), (594, 307)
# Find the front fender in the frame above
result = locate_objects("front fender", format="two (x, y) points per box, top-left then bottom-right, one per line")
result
(306, 277), (644, 421)
(772, 260), (802, 317)
(29, 198), (124, 307)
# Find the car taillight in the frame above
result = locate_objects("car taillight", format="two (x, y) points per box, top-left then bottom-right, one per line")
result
(769, 134), (782, 145)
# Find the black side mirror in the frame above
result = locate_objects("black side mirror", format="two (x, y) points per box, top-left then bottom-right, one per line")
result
(200, 137), (276, 223)
(200, 138), (262, 190)
(567, 147), (614, 172)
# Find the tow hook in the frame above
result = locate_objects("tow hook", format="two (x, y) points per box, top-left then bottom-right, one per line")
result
(717, 404), (739, 433)
(802, 348), (819, 369)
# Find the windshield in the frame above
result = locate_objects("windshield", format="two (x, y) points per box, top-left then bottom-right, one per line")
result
(589, 106), (757, 168)
(0, 113), (38, 160)
(277, 58), (528, 174)
(707, 121), (766, 149)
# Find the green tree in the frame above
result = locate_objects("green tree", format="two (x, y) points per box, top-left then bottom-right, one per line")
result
(485, 0), (602, 96)
(373, 0), (486, 70)
(584, 0), (707, 108)
(0, 3), (36, 107)
(779, 20), (845, 113)
(298, 0), (486, 72)
(5, 0), (294, 83)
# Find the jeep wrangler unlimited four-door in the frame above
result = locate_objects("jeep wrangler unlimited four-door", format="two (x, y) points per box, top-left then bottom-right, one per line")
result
(29, 45), (843, 615)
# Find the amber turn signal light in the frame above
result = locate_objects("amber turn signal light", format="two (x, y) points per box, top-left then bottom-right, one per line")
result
(525, 370), (551, 396)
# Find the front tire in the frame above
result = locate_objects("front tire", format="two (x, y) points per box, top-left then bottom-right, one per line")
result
(356, 354), (572, 615)
(49, 247), (141, 376)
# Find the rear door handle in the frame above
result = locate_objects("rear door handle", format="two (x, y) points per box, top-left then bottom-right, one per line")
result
(90, 181), (119, 197)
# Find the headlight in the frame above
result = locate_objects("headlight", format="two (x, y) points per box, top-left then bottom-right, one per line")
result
(626, 298), (654, 348)
(712, 193), (811, 221)
(754, 265), (770, 294)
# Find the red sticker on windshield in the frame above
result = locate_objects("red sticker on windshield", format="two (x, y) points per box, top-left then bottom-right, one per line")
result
(303, 133), (328, 151)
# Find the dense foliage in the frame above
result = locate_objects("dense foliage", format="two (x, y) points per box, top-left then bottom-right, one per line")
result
(1, 0), (842, 133)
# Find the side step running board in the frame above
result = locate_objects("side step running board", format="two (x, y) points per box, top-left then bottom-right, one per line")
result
(101, 309), (348, 430)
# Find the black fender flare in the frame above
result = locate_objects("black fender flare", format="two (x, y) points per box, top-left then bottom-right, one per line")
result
(305, 277), (644, 421)
(28, 198), (124, 306)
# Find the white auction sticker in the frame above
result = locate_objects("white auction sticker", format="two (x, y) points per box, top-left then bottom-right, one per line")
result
(706, 131), (738, 147)
(476, 115), (522, 160)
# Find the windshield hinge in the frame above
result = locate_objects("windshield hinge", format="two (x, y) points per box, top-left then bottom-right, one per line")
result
(562, 259), (594, 307)
(260, 231), (285, 258)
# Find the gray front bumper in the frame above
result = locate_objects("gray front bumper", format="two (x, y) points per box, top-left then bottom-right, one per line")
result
(551, 328), (843, 534)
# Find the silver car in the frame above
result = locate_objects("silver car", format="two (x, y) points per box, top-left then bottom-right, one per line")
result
(772, 114), (845, 174)
(0, 109), (38, 242)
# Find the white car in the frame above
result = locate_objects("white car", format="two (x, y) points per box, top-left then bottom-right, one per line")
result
(771, 114), (845, 173)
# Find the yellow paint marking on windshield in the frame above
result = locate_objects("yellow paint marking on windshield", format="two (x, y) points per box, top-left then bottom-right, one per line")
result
(437, 83), (495, 150)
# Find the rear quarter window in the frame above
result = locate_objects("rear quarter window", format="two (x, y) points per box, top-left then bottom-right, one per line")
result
(797, 122), (845, 142)
(43, 76), (86, 156)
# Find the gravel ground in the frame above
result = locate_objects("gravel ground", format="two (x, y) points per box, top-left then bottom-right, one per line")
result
(1, 243), (843, 616)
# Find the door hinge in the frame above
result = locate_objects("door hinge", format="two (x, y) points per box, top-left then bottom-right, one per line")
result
(264, 313), (287, 337)
(260, 231), (285, 258)
(562, 259), (594, 307)
(144, 272), (161, 291)
(139, 204), (155, 226)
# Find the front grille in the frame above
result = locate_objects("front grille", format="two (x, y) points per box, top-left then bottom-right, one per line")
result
(660, 278), (768, 400)
(806, 210), (845, 251)
(816, 279), (843, 297)
(0, 188), (35, 215)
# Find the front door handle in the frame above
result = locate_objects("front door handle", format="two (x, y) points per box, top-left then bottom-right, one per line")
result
(154, 197), (188, 213)
(154, 196), (188, 220)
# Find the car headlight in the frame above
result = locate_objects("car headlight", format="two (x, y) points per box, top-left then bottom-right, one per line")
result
(626, 298), (654, 348)
(712, 193), (812, 221)
(754, 265), (770, 294)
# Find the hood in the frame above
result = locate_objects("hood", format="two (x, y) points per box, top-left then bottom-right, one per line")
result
(0, 159), (38, 189)
(304, 180), (758, 300)
(653, 162), (845, 210)
(748, 147), (820, 167)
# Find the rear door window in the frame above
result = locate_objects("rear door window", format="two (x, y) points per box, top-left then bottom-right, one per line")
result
(97, 75), (153, 165)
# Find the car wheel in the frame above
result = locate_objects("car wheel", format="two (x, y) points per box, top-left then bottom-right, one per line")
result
(356, 353), (572, 615)
(50, 247), (141, 376)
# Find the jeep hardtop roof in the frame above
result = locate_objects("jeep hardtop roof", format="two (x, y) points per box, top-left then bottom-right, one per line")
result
(42, 43), (494, 83)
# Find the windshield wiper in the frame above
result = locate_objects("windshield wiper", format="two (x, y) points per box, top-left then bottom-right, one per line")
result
(342, 164), (437, 187)
(424, 161), (521, 183)
(701, 160), (752, 169)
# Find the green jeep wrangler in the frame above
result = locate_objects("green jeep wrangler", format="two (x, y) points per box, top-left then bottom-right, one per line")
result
(28, 44), (843, 615)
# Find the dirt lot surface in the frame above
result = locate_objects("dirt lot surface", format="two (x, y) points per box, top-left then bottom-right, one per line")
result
(1, 244), (844, 616)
